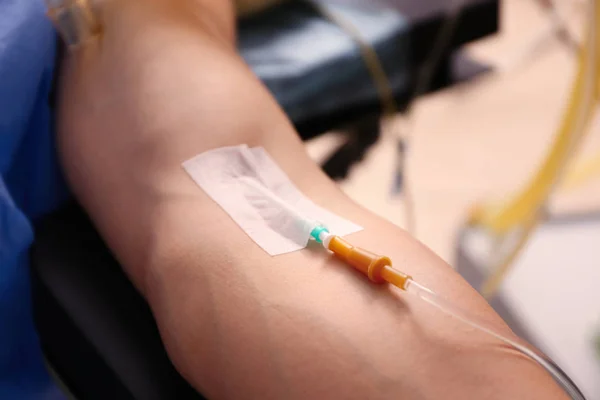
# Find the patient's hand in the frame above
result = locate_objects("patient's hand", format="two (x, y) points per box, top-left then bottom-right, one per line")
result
(55, 1), (568, 399)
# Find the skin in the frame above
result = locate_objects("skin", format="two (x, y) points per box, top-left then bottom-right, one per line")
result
(55, 0), (567, 399)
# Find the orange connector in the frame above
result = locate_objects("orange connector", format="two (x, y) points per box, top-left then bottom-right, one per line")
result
(327, 236), (411, 290)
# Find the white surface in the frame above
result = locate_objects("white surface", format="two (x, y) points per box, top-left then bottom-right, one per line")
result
(464, 218), (600, 399)
(183, 145), (362, 255)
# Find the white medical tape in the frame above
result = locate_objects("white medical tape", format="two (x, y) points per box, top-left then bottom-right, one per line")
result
(182, 145), (362, 255)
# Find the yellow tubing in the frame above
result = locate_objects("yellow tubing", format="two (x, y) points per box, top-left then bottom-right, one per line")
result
(480, 213), (542, 298)
(559, 149), (600, 191)
(470, 4), (598, 234)
(469, 0), (599, 298)
(313, 3), (398, 116)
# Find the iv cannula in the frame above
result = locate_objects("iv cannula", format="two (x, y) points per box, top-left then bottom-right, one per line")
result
(238, 177), (585, 399)
(314, 230), (585, 400)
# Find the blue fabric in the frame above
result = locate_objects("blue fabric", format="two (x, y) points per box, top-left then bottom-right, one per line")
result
(0, 0), (68, 398)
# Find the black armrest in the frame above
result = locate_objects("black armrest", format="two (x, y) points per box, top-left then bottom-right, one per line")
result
(30, 204), (204, 400)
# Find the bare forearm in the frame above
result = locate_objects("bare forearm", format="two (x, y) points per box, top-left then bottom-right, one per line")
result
(142, 193), (564, 399)
(56, 1), (565, 399)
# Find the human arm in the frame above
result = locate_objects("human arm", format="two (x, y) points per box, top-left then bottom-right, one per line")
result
(55, 1), (567, 398)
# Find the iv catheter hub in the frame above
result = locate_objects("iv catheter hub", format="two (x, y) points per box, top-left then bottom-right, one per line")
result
(316, 229), (412, 290)
(311, 227), (585, 399)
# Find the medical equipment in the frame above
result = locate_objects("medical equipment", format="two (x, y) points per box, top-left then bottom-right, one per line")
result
(311, 226), (585, 400)
(469, 0), (599, 298)
(312, 1), (398, 116)
(262, 186), (586, 398)
(183, 144), (584, 399)
(182, 145), (362, 255)
(561, 150), (600, 191)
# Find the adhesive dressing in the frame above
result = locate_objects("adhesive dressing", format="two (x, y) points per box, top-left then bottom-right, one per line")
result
(182, 145), (362, 255)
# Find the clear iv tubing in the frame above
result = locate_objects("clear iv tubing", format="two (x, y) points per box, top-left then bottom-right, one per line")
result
(316, 230), (586, 400)
(224, 163), (584, 398)
(404, 279), (585, 400)
(199, 149), (584, 398)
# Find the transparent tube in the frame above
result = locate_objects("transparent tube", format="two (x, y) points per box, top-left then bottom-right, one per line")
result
(404, 280), (586, 400)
